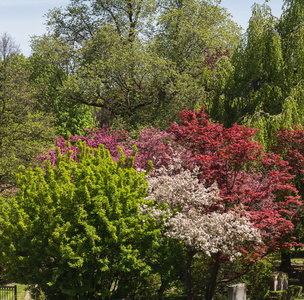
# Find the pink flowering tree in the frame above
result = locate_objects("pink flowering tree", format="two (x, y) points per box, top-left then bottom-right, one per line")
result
(38, 126), (193, 173)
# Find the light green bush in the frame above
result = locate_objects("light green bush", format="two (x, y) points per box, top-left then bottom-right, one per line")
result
(0, 142), (159, 299)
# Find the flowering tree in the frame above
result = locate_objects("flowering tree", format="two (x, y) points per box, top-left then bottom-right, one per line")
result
(144, 165), (261, 300)
(166, 107), (302, 299)
(38, 126), (193, 172)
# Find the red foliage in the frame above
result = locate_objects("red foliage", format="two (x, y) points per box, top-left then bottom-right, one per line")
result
(271, 126), (304, 244)
(169, 107), (302, 254)
(272, 126), (304, 193)
(202, 47), (231, 71)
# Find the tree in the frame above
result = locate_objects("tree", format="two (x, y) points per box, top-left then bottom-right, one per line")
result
(0, 32), (20, 61)
(273, 126), (304, 196)
(31, 0), (241, 129)
(38, 126), (193, 173)
(272, 126), (304, 270)
(167, 107), (301, 299)
(0, 33), (55, 191)
(28, 51), (95, 138)
(0, 141), (160, 299)
(145, 165), (261, 300)
(154, 0), (239, 70)
(206, 1), (304, 149)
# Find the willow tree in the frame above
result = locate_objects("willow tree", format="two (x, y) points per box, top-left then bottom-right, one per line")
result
(31, 0), (241, 129)
(202, 1), (304, 270)
(207, 1), (304, 149)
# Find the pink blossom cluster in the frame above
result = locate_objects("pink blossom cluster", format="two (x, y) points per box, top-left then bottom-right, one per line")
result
(38, 127), (131, 165)
(38, 126), (193, 173)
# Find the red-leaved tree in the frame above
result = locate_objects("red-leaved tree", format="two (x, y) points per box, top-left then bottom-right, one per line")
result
(272, 126), (304, 270)
(273, 126), (304, 196)
(168, 107), (302, 300)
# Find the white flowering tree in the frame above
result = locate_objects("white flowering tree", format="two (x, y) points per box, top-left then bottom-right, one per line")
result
(145, 166), (261, 300)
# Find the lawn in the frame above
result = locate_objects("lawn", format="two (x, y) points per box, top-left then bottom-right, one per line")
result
(1, 283), (28, 300)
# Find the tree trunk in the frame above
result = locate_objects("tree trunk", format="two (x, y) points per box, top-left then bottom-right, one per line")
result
(280, 249), (291, 272)
(158, 278), (166, 300)
(185, 249), (196, 300)
(205, 255), (221, 300)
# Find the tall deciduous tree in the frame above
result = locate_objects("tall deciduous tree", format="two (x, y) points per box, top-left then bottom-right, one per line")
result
(31, 0), (241, 129)
(0, 33), (55, 191)
(28, 50), (95, 138)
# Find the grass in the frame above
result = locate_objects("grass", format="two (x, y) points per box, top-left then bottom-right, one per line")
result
(16, 284), (28, 300)
(1, 283), (28, 300)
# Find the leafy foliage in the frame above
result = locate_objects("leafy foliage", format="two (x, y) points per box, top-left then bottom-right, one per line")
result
(28, 53), (95, 137)
(273, 126), (304, 195)
(0, 39), (55, 191)
(166, 107), (302, 299)
(0, 142), (160, 299)
(5, 1), (304, 299)
(30, 0), (241, 129)
(169, 108), (301, 252)
(272, 126), (304, 250)
(206, 1), (304, 150)
(38, 126), (193, 173)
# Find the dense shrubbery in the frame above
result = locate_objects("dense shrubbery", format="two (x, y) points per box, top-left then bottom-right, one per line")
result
(3, 0), (304, 299)
(1, 108), (303, 299)
(0, 142), (160, 299)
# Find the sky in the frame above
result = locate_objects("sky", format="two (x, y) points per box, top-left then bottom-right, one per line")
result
(0, 0), (284, 57)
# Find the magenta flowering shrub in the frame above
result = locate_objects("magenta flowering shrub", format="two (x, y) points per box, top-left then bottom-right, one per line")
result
(38, 126), (193, 172)
(37, 127), (131, 166)
(128, 126), (194, 172)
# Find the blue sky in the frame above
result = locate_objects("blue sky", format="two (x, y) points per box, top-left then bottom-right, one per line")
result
(0, 0), (283, 57)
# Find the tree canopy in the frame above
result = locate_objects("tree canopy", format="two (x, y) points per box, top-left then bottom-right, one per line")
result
(206, 1), (304, 149)
(0, 33), (55, 191)
(30, 0), (241, 129)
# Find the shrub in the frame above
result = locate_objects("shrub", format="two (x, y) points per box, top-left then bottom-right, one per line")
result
(0, 141), (159, 299)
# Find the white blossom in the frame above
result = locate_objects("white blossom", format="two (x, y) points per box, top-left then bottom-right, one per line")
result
(144, 166), (261, 259)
